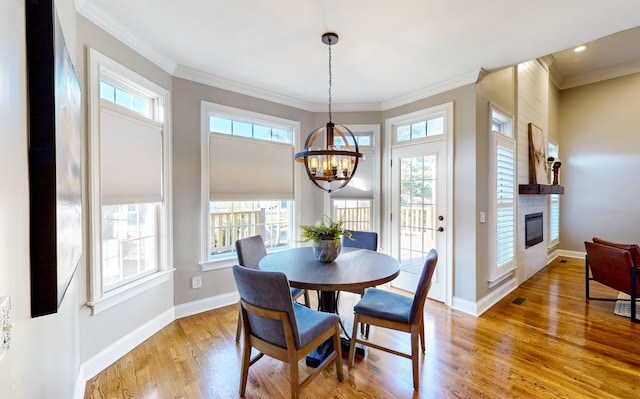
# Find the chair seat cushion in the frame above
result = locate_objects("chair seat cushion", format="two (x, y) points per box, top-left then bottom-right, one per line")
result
(354, 288), (412, 323)
(293, 303), (339, 348)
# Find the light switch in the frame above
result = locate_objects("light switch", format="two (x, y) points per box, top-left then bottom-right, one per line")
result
(0, 296), (11, 362)
(480, 211), (486, 223)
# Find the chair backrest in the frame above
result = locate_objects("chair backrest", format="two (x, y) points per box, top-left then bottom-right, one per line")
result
(409, 249), (438, 323)
(585, 241), (640, 295)
(232, 265), (302, 348)
(593, 237), (640, 266)
(235, 235), (267, 269)
(342, 230), (378, 251)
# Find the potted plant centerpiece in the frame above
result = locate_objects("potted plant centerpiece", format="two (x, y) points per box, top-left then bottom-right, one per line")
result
(300, 216), (352, 263)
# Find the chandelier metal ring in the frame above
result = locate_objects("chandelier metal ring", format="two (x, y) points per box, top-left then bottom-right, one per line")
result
(294, 32), (362, 193)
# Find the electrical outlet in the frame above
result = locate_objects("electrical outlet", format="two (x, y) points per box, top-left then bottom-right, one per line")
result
(0, 296), (11, 362)
(191, 276), (202, 289)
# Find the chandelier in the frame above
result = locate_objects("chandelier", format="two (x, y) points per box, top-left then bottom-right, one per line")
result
(295, 32), (362, 193)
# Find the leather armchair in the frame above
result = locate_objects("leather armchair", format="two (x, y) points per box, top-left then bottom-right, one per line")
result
(585, 240), (640, 323)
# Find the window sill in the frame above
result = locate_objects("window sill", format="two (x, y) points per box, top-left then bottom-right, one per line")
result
(200, 247), (296, 271)
(87, 269), (174, 315)
(487, 267), (515, 288)
(200, 256), (237, 272)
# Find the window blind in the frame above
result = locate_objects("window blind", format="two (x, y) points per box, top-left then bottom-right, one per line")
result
(550, 194), (560, 242)
(330, 151), (374, 200)
(496, 144), (515, 268)
(209, 133), (294, 200)
(100, 105), (163, 205)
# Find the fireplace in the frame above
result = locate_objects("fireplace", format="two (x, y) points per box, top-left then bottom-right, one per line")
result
(525, 212), (543, 248)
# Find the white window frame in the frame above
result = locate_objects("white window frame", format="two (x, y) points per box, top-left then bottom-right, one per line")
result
(488, 103), (516, 287)
(331, 199), (374, 231)
(325, 124), (380, 235)
(200, 102), (299, 271)
(87, 48), (173, 315)
(548, 140), (560, 247)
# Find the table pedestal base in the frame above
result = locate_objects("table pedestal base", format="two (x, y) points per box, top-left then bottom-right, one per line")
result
(305, 338), (366, 368)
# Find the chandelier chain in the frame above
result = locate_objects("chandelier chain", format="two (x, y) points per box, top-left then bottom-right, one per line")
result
(328, 40), (332, 122)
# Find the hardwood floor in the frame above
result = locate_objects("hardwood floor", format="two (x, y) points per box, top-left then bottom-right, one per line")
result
(85, 256), (640, 398)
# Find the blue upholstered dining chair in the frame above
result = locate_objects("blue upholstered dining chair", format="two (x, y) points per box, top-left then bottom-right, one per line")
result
(342, 230), (378, 252)
(340, 230), (378, 298)
(339, 230), (378, 336)
(348, 249), (438, 391)
(234, 235), (310, 342)
(232, 265), (344, 399)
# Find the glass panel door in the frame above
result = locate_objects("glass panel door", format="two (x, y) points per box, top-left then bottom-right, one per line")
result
(391, 140), (446, 301)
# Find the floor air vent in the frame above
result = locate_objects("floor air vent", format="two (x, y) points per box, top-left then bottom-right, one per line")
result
(512, 297), (527, 305)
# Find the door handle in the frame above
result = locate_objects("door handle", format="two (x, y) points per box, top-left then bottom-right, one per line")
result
(437, 227), (444, 232)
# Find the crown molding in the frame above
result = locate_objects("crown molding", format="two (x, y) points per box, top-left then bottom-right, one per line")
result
(558, 59), (640, 90)
(174, 65), (384, 112)
(76, 0), (176, 74)
(174, 65), (318, 111)
(75, 1), (482, 113)
(380, 69), (484, 111)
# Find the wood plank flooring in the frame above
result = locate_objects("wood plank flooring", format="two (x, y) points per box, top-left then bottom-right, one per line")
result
(85, 256), (640, 398)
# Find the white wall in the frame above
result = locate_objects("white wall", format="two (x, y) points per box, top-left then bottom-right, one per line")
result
(0, 0), (81, 398)
(516, 60), (551, 282)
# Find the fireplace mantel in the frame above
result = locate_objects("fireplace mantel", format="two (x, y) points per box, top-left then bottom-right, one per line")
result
(519, 184), (564, 195)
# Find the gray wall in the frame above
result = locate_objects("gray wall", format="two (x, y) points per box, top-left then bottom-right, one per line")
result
(171, 77), (323, 305)
(75, 15), (175, 363)
(559, 72), (640, 250)
(475, 67), (517, 299)
(382, 84), (478, 303)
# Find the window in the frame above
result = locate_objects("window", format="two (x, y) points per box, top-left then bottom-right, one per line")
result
(201, 102), (298, 269)
(329, 125), (380, 234)
(488, 104), (516, 286)
(209, 200), (291, 256)
(332, 200), (372, 231)
(87, 48), (172, 314)
(395, 115), (444, 143)
(548, 141), (560, 246)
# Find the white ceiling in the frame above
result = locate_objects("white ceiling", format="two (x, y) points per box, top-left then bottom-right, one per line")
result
(77, 0), (640, 111)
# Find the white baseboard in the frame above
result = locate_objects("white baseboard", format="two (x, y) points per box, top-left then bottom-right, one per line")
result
(73, 365), (88, 399)
(452, 276), (518, 317)
(558, 249), (584, 259)
(77, 307), (175, 396)
(75, 290), (240, 399)
(174, 291), (239, 319)
(451, 296), (478, 316)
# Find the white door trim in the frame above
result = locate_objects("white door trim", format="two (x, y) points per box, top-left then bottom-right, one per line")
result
(383, 102), (454, 307)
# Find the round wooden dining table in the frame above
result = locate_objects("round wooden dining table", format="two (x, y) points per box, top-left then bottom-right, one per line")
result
(259, 246), (400, 313)
(259, 246), (400, 367)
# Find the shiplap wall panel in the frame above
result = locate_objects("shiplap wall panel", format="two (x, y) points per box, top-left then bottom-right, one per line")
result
(517, 60), (549, 281)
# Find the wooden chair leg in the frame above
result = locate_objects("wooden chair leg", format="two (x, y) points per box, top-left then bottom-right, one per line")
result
(333, 324), (344, 381)
(419, 319), (425, 353)
(239, 337), (251, 396)
(348, 314), (360, 367)
(289, 353), (299, 399)
(410, 329), (420, 390)
(235, 303), (242, 343)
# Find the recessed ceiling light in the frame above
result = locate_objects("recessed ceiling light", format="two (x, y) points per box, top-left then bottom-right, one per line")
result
(574, 45), (586, 53)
